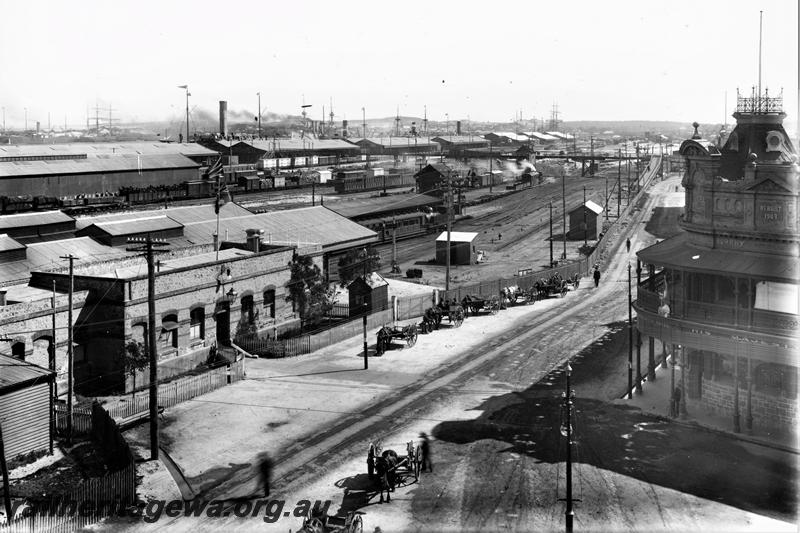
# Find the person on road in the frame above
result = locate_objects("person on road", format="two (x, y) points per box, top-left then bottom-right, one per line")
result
(593, 267), (601, 288)
(420, 432), (432, 473)
(259, 454), (272, 497)
(367, 443), (376, 480)
(671, 386), (682, 418)
(626, 237), (631, 252)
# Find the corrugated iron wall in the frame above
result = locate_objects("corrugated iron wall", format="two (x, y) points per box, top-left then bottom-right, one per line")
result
(0, 382), (50, 460)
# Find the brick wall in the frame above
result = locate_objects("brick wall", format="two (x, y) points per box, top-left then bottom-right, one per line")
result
(701, 377), (798, 431)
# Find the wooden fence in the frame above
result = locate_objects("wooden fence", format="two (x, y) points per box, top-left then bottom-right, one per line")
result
(396, 293), (434, 321)
(101, 358), (245, 423)
(3, 404), (135, 533)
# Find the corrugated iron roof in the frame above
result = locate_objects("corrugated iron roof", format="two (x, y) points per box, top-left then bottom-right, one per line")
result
(88, 215), (184, 237)
(0, 237), (134, 284)
(0, 354), (53, 391)
(329, 193), (440, 219)
(0, 210), (74, 230)
(355, 137), (439, 148)
(0, 154), (199, 177)
(182, 206), (377, 251)
(73, 202), (250, 231)
(0, 234), (25, 252)
(0, 142), (218, 158)
(584, 200), (603, 214)
(244, 139), (360, 152)
(431, 136), (489, 146)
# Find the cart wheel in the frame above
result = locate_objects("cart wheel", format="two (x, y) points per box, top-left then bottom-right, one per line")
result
(350, 515), (363, 533)
(453, 308), (464, 328)
(407, 331), (418, 348)
(490, 303), (499, 315)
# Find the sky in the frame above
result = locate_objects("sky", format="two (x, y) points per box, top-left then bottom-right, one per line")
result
(1, 0), (797, 133)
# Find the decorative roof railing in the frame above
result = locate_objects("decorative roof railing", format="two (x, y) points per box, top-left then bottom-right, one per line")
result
(736, 87), (784, 113)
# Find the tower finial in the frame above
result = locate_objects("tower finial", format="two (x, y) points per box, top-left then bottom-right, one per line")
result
(691, 122), (701, 139)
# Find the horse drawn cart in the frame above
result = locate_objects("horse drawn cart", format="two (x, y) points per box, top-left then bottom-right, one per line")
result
(500, 285), (538, 307)
(375, 324), (418, 356)
(367, 440), (422, 503)
(461, 294), (501, 316)
(423, 301), (465, 330)
(297, 511), (363, 533)
(533, 273), (570, 299)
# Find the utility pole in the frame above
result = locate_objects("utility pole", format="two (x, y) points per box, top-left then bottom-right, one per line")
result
(604, 172), (609, 223)
(627, 263), (633, 399)
(489, 142), (493, 193)
(50, 280), (56, 454)
(362, 107), (366, 139)
(0, 422), (12, 520)
(127, 235), (169, 460)
(362, 306), (368, 370)
(549, 202), (554, 267)
(626, 144), (631, 205)
(445, 170), (452, 291)
(617, 149), (622, 217)
(392, 216), (397, 268)
(178, 85), (190, 143)
(582, 186), (587, 247)
(59, 254), (76, 446)
(561, 168), (567, 260)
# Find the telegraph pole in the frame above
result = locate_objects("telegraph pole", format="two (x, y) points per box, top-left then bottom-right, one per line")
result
(489, 142), (493, 193)
(561, 168), (567, 260)
(127, 235), (169, 460)
(445, 170), (452, 291)
(582, 186), (587, 247)
(59, 254), (76, 445)
(617, 149), (622, 217)
(626, 144), (631, 205)
(0, 422), (12, 520)
(549, 202), (554, 267)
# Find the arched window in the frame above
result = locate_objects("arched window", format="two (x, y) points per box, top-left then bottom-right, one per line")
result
(161, 314), (178, 350)
(241, 295), (255, 324)
(263, 289), (275, 319)
(190, 308), (205, 341)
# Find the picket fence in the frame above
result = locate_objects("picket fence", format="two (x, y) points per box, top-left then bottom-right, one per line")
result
(3, 405), (135, 533)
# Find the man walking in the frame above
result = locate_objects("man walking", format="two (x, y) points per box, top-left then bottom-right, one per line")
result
(593, 266), (601, 288)
(420, 432), (432, 473)
(259, 454), (272, 497)
(626, 237), (631, 252)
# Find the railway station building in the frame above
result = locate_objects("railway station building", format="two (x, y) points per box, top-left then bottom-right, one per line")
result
(415, 163), (454, 196)
(634, 91), (799, 439)
(0, 203), (377, 395)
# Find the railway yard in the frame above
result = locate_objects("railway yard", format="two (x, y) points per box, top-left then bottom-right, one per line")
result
(96, 173), (797, 533)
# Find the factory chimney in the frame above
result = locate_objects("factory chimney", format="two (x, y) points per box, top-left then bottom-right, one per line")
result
(456, 121), (461, 136)
(219, 101), (228, 137)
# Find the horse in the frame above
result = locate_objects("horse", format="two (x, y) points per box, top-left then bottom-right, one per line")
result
(374, 449), (399, 503)
(500, 285), (521, 306)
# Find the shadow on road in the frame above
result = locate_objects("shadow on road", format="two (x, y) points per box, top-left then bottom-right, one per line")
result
(431, 320), (797, 523)
(334, 474), (384, 513)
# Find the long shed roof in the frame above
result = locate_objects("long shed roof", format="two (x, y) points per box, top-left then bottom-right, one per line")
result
(0, 354), (53, 391)
(0, 154), (200, 177)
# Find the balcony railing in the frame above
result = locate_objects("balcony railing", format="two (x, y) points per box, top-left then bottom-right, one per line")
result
(736, 88), (783, 114)
(635, 285), (798, 335)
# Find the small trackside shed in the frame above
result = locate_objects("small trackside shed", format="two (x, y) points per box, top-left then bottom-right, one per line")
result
(568, 200), (603, 240)
(0, 354), (55, 461)
(435, 231), (478, 265)
(348, 272), (389, 315)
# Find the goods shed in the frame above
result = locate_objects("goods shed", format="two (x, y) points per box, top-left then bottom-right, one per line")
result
(435, 231), (478, 265)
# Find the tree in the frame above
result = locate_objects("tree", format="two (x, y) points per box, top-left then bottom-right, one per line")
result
(337, 246), (382, 287)
(286, 253), (335, 327)
(118, 340), (149, 397)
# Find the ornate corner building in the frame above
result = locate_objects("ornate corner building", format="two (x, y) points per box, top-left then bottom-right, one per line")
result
(634, 89), (799, 438)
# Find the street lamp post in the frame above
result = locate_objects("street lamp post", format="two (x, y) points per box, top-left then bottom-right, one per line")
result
(627, 263), (633, 399)
(563, 363), (575, 533)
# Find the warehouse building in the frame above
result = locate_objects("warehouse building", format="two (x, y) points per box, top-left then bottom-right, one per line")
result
(0, 355), (55, 461)
(353, 137), (439, 157)
(230, 138), (360, 165)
